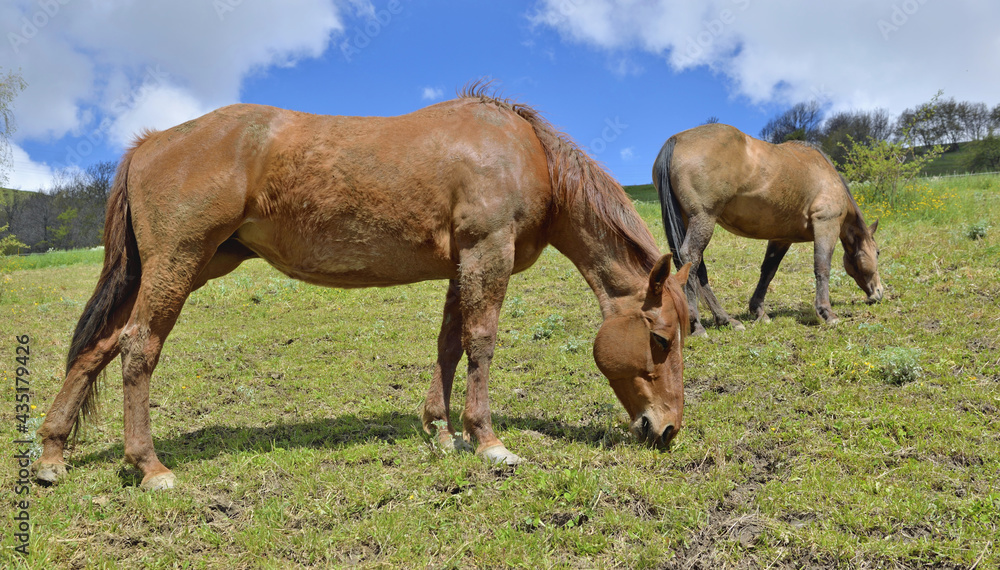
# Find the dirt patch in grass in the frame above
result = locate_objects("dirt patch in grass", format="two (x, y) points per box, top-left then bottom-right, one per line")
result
(670, 445), (806, 569)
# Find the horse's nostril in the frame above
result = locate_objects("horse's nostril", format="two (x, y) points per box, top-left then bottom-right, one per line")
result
(660, 425), (676, 448)
(641, 415), (652, 438)
(662, 425), (675, 441)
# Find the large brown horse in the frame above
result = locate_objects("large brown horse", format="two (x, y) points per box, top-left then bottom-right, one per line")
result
(34, 86), (691, 490)
(654, 123), (883, 336)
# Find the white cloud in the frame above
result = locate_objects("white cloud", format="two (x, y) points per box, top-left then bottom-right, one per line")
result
(7, 143), (57, 192)
(422, 86), (445, 101)
(1, 0), (360, 184)
(532, 0), (1000, 114)
(620, 146), (635, 161)
(106, 81), (214, 149)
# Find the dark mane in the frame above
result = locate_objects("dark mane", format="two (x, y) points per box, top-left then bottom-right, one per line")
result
(459, 80), (660, 273)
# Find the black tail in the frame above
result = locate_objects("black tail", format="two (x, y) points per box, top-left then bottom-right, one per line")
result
(65, 136), (146, 435)
(653, 137), (687, 270)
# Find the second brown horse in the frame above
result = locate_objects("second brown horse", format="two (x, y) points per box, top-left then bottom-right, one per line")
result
(654, 123), (883, 336)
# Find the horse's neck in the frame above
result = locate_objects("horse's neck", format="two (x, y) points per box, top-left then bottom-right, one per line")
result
(548, 217), (650, 319)
(839, 208), (867, 252)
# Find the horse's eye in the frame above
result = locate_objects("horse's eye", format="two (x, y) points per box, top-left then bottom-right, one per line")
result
(651, 333), (669, 351)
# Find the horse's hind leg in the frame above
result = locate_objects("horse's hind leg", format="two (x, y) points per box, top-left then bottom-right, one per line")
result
(677, 215), (719, 336)
(695, 262), (745, 331)
(749, 241), (790, 323)
(121, 245), (248, 490)
(421, 279), (471, 452)
(35, 243), (247, 486)
(33, 295), (135, 484)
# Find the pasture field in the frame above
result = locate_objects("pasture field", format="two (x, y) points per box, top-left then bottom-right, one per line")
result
(2, 176), (998, 569)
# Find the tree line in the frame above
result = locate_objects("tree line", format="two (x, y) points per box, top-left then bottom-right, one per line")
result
(1, 161), (115, 254)
(757, 94), (1000, 169)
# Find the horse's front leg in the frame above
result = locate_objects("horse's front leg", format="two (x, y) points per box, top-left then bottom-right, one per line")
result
(456, 236), (521, 465)
(812, 228), (840, 325)
(421, 279), (471, 452)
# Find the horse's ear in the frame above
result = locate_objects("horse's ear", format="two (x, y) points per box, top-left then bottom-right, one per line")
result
(673, 262), (691, 286)
(869, 219), (879, 235)
(648, 253), (673, 295)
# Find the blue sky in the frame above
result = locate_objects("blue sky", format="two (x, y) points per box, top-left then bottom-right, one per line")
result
(4, 0), (999, 189)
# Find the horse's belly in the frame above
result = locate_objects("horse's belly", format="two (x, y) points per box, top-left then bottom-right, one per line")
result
(718, 198), (812, 242)
(234, 218), (456, 287)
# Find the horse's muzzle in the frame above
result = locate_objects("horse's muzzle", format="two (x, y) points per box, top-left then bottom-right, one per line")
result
(631, 413), (677, 451)
(866, 284), (884, 304)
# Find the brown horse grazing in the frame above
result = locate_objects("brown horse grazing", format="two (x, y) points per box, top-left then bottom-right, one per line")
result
(33, 85), (692, 490)
(653, 123), (883, 336)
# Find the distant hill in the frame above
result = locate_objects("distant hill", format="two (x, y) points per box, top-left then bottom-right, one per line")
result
(623, 184), (657, 203)
(917, 142), (983, 177)
(1, 187), (38, 199)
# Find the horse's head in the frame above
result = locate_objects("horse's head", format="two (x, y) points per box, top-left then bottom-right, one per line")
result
(593, 254), (691, 450)
(844, 219), (884, 304)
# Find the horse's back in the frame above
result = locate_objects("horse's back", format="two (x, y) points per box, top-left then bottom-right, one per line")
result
(124, 101), (554, 287)
(664, 123), (850, 242)
(664, 123), (756, 208)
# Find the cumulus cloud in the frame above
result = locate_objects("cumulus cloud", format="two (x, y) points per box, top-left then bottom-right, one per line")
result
(531, 0), (1000, 114)
(7, 143), (56, 192)
(422, 86), (445, 101)
(1, 0), (359, 178)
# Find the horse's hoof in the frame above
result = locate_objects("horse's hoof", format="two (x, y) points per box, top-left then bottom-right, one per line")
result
(691, 327), (708, 338)
(32, 461), (68, 485)
(479, 444), (524, 466)
(730, 320), (746, 332)
(755, 314), (771, 324)
(140, 471), (176, 491)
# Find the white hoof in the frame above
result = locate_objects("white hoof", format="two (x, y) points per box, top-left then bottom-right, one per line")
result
(479, 444), (524, 466)
(141, 472), (176, 491)
(33, 461), (68, 485)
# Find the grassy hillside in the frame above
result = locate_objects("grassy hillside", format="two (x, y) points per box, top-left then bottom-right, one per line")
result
(623, 183), (658, 203)
(917, 142), (979, 177)
(2, 176), (998, 568)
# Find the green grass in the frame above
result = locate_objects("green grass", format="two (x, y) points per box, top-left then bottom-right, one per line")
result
(2, 176), (999, 568)
(3, 248), (105, 271)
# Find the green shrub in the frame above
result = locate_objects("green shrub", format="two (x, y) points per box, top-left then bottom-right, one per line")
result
(532, 314), (564, 340)
(838, 93), (945, 209)
(559, 337), (587, 354)
(0, 222), (27, 301)
(966, 221), (990, 240)
(876, 347), (923, 385)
